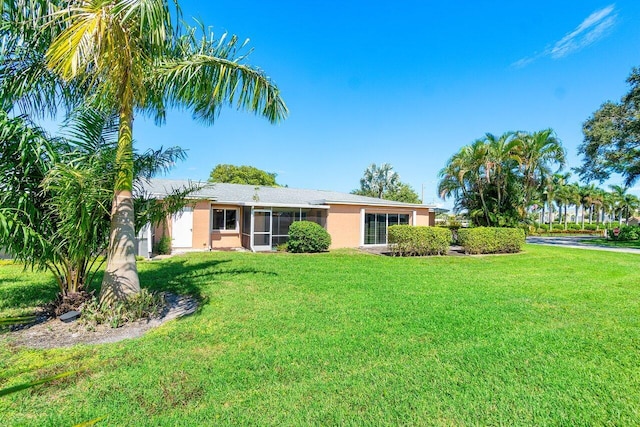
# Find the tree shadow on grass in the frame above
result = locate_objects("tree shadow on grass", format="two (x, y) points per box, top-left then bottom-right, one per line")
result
(0, 278), (58, 313)
(133, 257), (279, 310)
(1, 256), (279, 316)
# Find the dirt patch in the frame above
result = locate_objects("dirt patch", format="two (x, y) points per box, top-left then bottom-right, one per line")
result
(3, 293), (198, 349)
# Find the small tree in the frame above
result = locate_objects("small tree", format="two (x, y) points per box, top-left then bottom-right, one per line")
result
(209, 164), (279, 186)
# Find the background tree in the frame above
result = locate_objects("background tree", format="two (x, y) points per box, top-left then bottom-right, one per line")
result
(385, 183), (421, 204)
(209, 164), (279, 186)
(577, 67), (640, 186)
(353, 163), (400, 199)
(1, 0), (288, 304)
(352, 163), (421, 203)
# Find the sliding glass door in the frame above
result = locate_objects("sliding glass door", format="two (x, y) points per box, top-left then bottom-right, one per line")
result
(364, 213), (411, 245)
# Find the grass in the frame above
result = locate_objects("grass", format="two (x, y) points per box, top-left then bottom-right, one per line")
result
(1, 245), (639, 425)
(588, 237), (640, 249)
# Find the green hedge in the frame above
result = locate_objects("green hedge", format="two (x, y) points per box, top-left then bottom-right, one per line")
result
(457, 227), (525, 254)
(287, 221), (331, 253)
(388, 225), (451, 256)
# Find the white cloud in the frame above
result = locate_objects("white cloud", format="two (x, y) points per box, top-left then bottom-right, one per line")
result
(512, 4), (617, 68)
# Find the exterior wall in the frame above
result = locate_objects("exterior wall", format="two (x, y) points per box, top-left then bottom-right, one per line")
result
(327, 204), (433, 248)
(169, 201), (434, 251)
(414, 209), (434, 226)
(210, 204), (242, 249)
(326, 205), (362, 249)
(192, 200), (212, 250)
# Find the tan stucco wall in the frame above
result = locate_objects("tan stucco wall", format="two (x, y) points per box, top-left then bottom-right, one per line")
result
(191, 200), (211, 250)
(201, 203), (243, 249)
(326, 205), (362, 249)
(414, 208), (434, 226)
(326, 204), (433, 248)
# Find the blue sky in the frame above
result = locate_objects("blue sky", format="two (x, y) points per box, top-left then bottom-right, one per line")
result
(130, 1), (640, 208)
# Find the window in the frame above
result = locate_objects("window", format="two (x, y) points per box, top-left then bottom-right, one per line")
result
(212, 208), (238, 231)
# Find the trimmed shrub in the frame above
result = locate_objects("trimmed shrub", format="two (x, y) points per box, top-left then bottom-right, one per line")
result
(153, 235), (171, 255)
(457, 227), (525, 254)
(287, 221), (331, 253)
(388, 225), (452, 256)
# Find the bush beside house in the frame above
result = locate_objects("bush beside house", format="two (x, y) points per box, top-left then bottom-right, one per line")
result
(388, 225), (451, 256)
(287, 221), (331, 253)
(457, 227), (525, 254)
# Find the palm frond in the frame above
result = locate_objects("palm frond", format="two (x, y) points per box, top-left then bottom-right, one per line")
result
(152, 28), (287, 125)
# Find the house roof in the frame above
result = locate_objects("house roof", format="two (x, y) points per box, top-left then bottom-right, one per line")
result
(143, 178), (433, 209)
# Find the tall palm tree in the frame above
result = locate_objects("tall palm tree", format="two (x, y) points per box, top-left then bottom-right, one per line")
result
(3, 1), (288, 304)
(609, 184), (630, 225)
(483, 131), (519, 215)
(438, 139), (492, 225)
(566, 183), (582, 226)
(515, 129), (566, 215)
(579, 184), (601, 227)
(621, 193), (640, 224)
(553, 174), (572, 230)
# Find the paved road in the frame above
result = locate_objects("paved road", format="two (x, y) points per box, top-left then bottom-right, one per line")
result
(526, 236), (640, 254)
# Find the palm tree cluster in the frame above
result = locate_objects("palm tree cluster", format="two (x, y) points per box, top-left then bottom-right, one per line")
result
(549, 181), (640, 229)
(1, 0), (287, 304)
(0, 109), (196, 296)
(438, 130), (566, 226)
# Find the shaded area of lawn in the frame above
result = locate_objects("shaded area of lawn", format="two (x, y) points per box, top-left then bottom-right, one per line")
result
(1, 246), (639, 425)
(588, 237), (640, 249)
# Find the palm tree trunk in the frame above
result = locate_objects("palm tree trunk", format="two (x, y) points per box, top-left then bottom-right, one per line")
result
(564, 203), (568, 230)
(99, 103), (140, 305)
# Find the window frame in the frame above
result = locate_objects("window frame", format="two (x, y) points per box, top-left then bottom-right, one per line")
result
(211, 207), (239, 232)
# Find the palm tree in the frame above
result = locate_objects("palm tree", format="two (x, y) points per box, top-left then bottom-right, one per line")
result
(438, 139), (492, 225)
(578, 184), (601, 228)
(609, 184), (634, 225)
(515, 129), (566, 215)
(553, 174), (572, 230)
(3, 1), (288, 304)
(0, 108), (193, 296)
(483, 132), (519, 216)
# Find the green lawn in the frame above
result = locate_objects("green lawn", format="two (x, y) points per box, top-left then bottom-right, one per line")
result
(588, 237), (640, 249)
(1, 246), (639, 425)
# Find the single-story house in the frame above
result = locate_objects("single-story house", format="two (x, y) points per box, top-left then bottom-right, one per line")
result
(140, 179), (435, 253)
